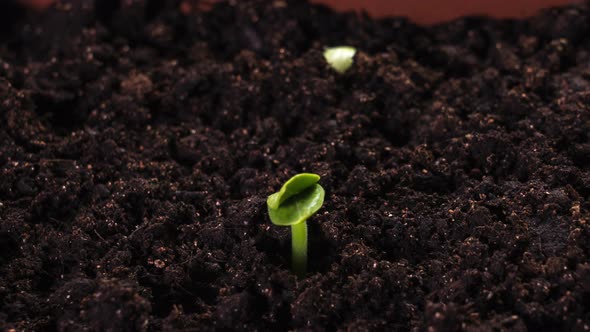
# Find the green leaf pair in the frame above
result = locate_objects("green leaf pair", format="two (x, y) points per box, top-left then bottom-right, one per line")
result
(323, 46), (357, 73)
(267, 173), (325, 277)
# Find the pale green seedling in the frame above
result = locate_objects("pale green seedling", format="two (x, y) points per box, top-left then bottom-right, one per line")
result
(267, 173), (325, 277)
(323, 46), (357, 73)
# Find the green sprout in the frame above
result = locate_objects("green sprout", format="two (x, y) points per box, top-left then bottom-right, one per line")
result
(323, 46), (357, 73)
(267, 173), (325, 277)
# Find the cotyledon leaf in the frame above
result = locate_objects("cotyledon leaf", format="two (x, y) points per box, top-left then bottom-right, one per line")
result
(323, 46), (357, 73)
(267, 174), (325, 226)
(267, 173), (320, 210)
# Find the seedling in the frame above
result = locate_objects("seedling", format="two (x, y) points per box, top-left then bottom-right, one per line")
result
(267, 173), (325, 277)
(323, 46), (357, 73)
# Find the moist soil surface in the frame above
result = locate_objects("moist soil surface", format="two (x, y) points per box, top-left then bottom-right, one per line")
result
(1, 1), (590, 331)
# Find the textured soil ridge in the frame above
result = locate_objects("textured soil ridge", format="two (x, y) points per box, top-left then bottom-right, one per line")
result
(0, 1), (589, 330)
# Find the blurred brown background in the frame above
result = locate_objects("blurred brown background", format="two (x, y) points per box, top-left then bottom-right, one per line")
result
(311, 0), (580, 24)
(20, 0), (581, 24)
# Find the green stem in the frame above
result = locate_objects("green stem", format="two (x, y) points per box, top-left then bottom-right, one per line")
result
(291, 222), (308, 277)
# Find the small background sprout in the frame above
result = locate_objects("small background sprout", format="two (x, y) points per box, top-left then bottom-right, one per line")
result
(267, 173), (325, 277)
(323, 46), (357, 73)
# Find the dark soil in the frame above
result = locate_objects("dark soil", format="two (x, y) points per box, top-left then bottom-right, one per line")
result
(1, 0), (590, 330)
